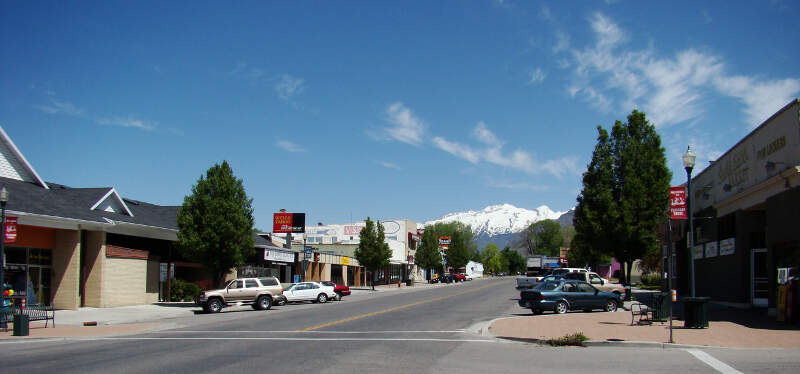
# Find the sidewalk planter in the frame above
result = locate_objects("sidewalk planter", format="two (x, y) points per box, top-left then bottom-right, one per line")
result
(683, 297), (710, 328)
(13, 314), (29, 336)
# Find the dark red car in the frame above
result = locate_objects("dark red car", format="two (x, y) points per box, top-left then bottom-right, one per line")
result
(321, 281), (351, 300)
(451, 273), (466, 282)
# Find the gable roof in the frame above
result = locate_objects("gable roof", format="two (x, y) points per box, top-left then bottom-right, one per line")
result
(0, 126), (48, 189)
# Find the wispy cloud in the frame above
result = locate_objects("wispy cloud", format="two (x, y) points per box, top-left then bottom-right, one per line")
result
(35, 100), (84, 117)
(276, 140), (306, 153)
(487, 179), (550, 192)
(97, 116), (156, 131)
(275, 74), (305, 101)
(552, 30), (570, 53)
(701, 10), (713, 24)
(562, 12), (800, 128)
(378, 161), (401, 170)
(383, 102), (426, 146)
(527, 68), (547, 85)
(432, 136), (481, 164)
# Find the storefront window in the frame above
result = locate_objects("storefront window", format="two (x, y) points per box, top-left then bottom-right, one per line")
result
(1, 247), (52, 306)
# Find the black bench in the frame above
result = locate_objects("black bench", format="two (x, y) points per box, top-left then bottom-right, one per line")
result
(630, 293), (670, 325)
(1, 304), (55, 330)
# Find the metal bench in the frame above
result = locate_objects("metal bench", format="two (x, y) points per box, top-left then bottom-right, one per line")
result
(630, 293), (669, 325)
(1, 304), (55, 330)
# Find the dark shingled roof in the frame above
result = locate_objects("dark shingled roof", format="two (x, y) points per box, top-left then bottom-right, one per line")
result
(0, 177), (178, 230)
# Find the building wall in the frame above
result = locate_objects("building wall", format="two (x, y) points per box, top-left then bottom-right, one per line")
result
(83, 230), (105, 307)
(51, 229), (80, 310)
(103, 257), (147, 307)
(766, 187), (800, 308)
(146, 259), (159, 303)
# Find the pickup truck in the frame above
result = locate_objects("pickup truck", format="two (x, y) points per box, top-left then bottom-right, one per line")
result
(563, 271), (625, 295)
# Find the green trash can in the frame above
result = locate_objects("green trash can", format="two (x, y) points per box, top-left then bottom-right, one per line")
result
(652, 292), (671, 322)
(683, 297), (710, 328)
(13, 314), (29, 336)
(405, 279), (413, 286)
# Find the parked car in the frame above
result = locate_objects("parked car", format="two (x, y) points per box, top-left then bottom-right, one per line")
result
(451, 273), (466, 282)
(460, 273), (472, 281)
(562, 271), (625, 296)
(518, 279), (621, 315)
(320, 281), (351, 300)
(196, 277), (283, 313)
(283, 281), (337, 303)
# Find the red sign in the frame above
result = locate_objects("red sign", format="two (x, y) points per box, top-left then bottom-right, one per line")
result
(669, 187), (687, 220)
(4, 216), (17, 243)
(273, 213), (306, 233)
(438, 236), (451, 248)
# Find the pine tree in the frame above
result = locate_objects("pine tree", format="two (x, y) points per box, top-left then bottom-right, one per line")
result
(415, 228), (443, 279)
(354, 217), (392, 290)
(177, 161), (255, 288)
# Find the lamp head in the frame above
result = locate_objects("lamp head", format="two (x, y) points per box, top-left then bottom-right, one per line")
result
(682, 146), (696, 170)
(0, 187), (8, 203)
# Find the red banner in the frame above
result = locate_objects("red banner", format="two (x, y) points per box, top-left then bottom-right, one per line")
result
(4, 216), (17, 243)
(669, 187), (687, 220)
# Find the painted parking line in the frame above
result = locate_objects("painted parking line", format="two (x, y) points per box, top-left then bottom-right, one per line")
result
(685, 349), (744, 374)
(161, 330), (466, 334)
(81, 337), (497, 343)
(298, 283), (499, 332)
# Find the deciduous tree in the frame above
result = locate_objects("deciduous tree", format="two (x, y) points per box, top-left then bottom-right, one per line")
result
(354, 217), (392, 290)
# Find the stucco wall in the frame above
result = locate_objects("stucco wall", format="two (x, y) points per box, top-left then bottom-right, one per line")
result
(51, 230), (80, 310)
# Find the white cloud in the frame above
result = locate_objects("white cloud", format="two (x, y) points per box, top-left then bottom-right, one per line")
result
(384, 102), (426, 146)
(275, 74), (305, 100)
(487, 180), (550, 192)
(562, 13), (800, 129)
(472, 121), (503, 147)
(552, 31), (570, 53)
(701, 10), (713, 24)
(276, 140), (306, 153)
(539, 5), (553, 21)
(378, 161), (401, 170)
(432, 136), (480, 164)
(97, 116), (155, 131)
(35, 100), (84, 117)
(527, 68), (547, 85)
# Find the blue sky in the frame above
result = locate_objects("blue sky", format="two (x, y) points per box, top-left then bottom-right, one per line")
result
(2, 1), (799, 230)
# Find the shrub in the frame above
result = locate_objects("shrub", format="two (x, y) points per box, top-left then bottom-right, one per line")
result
(170, 279), (202, 302)
(549, 332), (588, 346)
(640, 273), (661, 287)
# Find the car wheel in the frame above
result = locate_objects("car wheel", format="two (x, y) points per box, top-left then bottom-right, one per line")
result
(277, 298), (286, 306)
(604, 299), (618, 312)
(554, 301), (568, 314)
(257, 295), (272, 310)
(206, 298), (222, 313)
(317, 293), (328, 303)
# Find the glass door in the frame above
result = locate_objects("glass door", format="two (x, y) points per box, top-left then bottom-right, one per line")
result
(751, 248), (768, 307)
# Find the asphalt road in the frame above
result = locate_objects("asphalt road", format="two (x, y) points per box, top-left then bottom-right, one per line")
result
(2, 278), (799, 374)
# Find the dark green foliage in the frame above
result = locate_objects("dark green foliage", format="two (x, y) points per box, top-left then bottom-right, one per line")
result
(500, 247), (526, 274)
(426, 221), (476, 270)
(445, 230), (470, 270)
(572, 110), (671, 287)
(354, 217), (392, 290)
(177, 161), (255, 288)
(518, 219), (563, 256)
(640, 273), (662, 287)
(169, 279), (202, 302)
(548, 332), (588, 346)
(415, 228), (443, 273)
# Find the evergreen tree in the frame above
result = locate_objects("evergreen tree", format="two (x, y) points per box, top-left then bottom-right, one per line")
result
(415, 228), (443, 278)
(177, 161), (255, 288)
(354, 217), (392, 290)
(574, 110), (671, 293)
(501, 247), (526, 274)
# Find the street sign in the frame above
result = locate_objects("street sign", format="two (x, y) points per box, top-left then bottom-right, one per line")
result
(304, 246), (313, 259)
(669, 186), (687, 220)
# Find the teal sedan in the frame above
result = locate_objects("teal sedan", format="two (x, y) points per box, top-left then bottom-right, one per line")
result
(518, 279), (621, 315)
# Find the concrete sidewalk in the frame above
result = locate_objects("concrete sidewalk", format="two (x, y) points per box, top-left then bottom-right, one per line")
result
(489, 302), (800, 348)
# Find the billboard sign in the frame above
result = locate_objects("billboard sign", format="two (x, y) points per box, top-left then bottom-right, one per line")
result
(344, 226), (362, 235)
(526, 256), (542, 268)
(264, 249), (295, 263)
(669, 187), (687, 220)
(273, 212), (306, 233)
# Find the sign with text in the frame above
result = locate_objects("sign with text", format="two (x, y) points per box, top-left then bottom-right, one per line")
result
(3, 216), (17, 243)
(669, 187), (687, 220)
(705, 241), (719, 258)
(438, 236), (451, 248)
(693, 244), (704, 260)
(344, 226), (362, 235)
(264, 249), (295, 263)
(273, 212), (306, 233)
(719, 238), (736, 256)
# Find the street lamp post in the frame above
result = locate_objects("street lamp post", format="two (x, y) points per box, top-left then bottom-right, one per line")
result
(682, 147), (696, 297)
(0, 187), (9, 321)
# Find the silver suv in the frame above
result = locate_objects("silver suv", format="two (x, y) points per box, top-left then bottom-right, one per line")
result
(196, 277), (283, 313)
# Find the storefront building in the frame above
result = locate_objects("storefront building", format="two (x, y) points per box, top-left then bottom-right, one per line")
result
(675, 99), (800, 311)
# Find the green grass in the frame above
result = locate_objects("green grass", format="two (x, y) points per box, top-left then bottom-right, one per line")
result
(548, 332), (589, 346)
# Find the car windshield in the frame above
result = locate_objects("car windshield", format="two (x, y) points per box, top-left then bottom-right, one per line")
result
(284, 284), (296, 291)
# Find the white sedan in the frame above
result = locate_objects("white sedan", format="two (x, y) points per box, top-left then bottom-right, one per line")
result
(283, 282), (337, 303)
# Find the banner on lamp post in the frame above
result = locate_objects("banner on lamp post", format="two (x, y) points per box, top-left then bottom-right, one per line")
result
(4, 216), (17, 243)
(669, 187), (687, 220)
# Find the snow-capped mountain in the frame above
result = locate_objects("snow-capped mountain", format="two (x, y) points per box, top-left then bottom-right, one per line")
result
(424, 203), (566, 237)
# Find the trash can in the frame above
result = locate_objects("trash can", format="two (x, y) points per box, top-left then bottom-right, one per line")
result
(683, 296), (710, 328)
(13, 314), (29, 336)
(652, 292), (671, 322)
(405, 279), (413, 287)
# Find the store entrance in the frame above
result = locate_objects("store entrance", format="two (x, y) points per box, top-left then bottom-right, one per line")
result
(751, 248), (768, 307)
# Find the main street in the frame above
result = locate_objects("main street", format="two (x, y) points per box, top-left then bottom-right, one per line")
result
(2, 278), (798, 374)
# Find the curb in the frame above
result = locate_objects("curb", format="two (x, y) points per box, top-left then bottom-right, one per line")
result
(582, 340), (718, 349)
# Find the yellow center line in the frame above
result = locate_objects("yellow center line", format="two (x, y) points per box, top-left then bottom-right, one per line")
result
(297, 282), (499, 332)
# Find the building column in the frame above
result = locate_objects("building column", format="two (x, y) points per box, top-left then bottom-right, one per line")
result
(341, 265), (348, 286)
(83, 231), (106, 307)
(51, 230), (80, 310)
